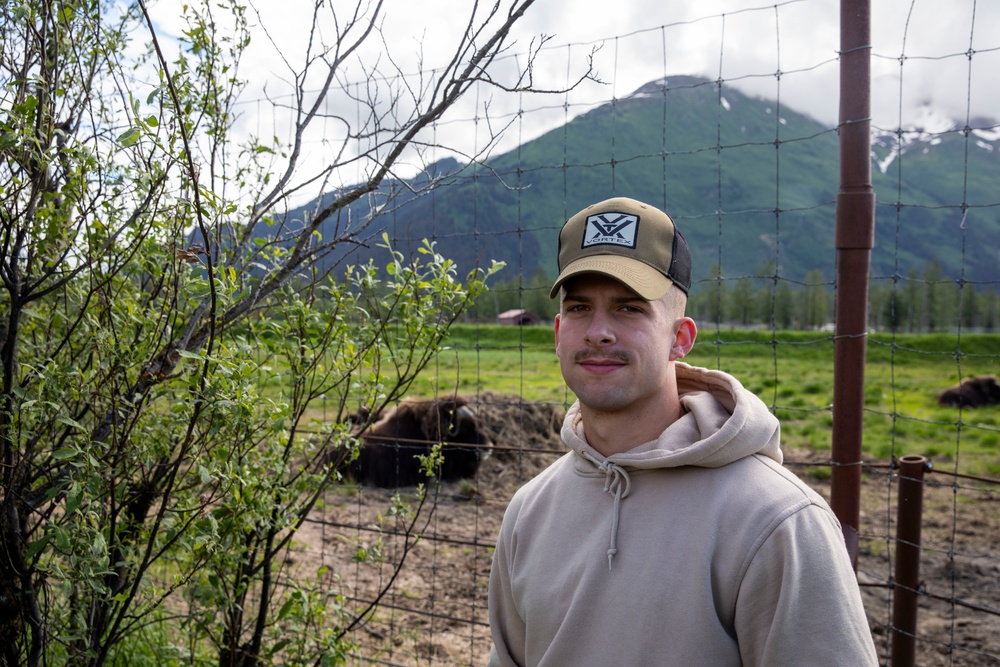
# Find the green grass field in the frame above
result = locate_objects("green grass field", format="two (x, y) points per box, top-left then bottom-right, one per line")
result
(406, 324), (1000, 477)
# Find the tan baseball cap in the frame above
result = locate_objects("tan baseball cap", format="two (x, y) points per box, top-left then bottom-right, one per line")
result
(549, 197), (692, 300)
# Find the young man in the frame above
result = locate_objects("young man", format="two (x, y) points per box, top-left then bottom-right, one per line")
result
(487, 197), (878, 666)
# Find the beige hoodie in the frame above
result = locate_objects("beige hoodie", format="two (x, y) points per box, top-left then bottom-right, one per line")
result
(487, 363), (877, 666)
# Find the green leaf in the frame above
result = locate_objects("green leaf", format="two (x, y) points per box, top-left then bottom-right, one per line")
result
(52, 448), (77, 460)
(277, 598), (295, 621)
(57, 415), (86, 432)
(64, 482), (83, 515)
(54, 527), (70, 551)
(117, 127), (140, 147)
(0, 132), (17, 151)
(19, 307), (44, 320)
(25, 534), (51, 561)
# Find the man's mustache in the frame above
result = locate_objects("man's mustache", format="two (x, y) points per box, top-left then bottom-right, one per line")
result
(573, 350), (631, 364)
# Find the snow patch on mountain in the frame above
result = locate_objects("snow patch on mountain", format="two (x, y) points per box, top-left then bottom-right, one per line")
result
(872, 105), (1000, 173)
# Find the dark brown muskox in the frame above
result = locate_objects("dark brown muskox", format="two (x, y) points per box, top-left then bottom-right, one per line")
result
(937, 374), (1000, 408)
(341, 398), (491, 488)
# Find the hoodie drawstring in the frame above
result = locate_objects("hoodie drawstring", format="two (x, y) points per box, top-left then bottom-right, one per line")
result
(583, 452), (632, 570)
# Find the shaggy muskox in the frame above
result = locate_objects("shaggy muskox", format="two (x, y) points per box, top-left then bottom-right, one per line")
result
(937, 374), (1000, 408)
(341, 398), (491, 488)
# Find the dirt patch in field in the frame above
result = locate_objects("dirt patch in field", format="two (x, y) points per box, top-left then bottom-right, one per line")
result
(298, 392), (1000, 666)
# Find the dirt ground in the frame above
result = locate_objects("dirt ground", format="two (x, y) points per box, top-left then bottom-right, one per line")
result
(297, 392), (1000, 666)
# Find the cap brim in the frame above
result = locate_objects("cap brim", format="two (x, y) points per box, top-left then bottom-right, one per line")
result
(549, 255), (672, 300)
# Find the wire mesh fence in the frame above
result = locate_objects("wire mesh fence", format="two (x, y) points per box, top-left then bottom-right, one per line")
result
(271, 2), (1000, 665)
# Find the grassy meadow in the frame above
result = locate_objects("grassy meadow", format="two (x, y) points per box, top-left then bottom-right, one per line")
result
(405, 324), (1000, 477)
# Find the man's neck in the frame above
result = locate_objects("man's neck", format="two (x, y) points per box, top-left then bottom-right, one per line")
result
(580, 399), (684, 457)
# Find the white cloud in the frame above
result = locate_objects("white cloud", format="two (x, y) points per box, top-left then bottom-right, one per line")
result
(142, 0), (999, 203)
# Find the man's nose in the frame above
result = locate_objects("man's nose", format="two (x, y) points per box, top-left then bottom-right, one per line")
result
(585, 310), (616, 345)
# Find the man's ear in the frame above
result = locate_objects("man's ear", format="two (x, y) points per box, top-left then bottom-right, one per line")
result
(670, 317), (697, 361)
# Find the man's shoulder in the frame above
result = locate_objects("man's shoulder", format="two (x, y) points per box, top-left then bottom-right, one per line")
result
(666, 454), (836, 526)
(745, 453), (831, 504)
(502, 451), (576, 511)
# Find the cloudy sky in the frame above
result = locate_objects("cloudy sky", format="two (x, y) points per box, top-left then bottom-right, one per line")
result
(147, 0), (999, 195)
(194, 0), (999, 121)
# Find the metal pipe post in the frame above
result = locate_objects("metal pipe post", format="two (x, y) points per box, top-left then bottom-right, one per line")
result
(891, 455), (928, 667)
(831, 0), (876, 569)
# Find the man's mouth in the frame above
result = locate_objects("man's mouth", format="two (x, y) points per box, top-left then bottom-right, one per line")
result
(574, 352), (629, 372)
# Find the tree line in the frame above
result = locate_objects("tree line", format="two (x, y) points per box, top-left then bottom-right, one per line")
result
(474, 260), (1000, 333)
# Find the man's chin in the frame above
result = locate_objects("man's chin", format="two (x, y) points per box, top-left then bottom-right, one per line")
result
(572, 389), (634, 414)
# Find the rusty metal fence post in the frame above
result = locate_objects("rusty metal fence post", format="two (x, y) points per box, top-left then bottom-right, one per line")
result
(831, 0), (876, 568)
(891, 455), (929, 667)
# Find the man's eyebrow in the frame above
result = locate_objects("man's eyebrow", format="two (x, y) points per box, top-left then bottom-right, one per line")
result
(610, 293), (648, 305)
(562, 292), (647, 305)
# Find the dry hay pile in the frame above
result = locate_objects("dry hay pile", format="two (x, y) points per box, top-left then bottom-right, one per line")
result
(471, 391), (568, 498)
(292, 394), (999, 666)
(293, 392), (567, 665)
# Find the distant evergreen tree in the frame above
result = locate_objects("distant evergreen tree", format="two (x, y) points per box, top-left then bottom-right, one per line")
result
(753, 260), (774, 326)
(701, 265), (727, 326)
(729, 277), (757, 326)
(984, 289), (999, 331)
(774, 282), (796, 329)
(868, 282), (890, 331)
(923, 260), (946, 332)
(960, 283), (979, 330)
(901, 269), (922, 333)
(801, 270), (830, 329)
(523, 267), (558, 321)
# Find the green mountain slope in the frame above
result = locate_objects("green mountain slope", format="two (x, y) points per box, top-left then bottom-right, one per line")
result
(291, 75), (1000, 291)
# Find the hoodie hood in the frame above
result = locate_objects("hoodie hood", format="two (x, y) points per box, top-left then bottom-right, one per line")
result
(560, 362), (782, 569)
(562, 362), (782, 469)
